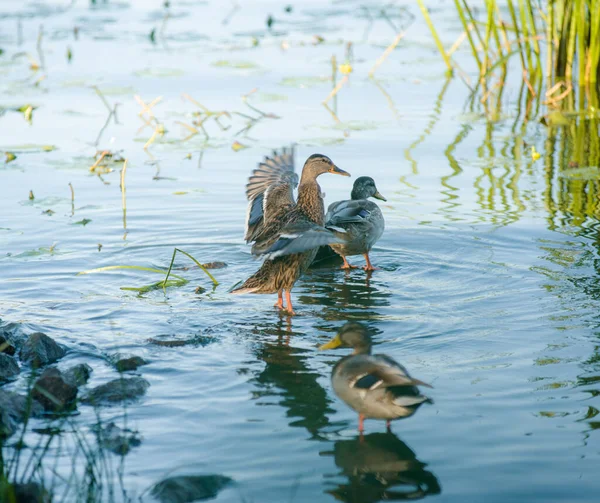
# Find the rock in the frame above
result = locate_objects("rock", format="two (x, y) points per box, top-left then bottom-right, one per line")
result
(0, 353), (20, 382)
(96, 422), (141, 455)
(114, 356), (148, 372)
(0, 389), (43, 438)
(151, 475), (233, 503)
(0, 482), (50, 503)
(63, 363), (93, 387)
(19, 332), (66, 368)
(147, 335), (218, 348)
(0, 333), (17, 356)
(201, 261), (227, 269)
(32, 368), (78, 412)
(81, 377), (149, 405)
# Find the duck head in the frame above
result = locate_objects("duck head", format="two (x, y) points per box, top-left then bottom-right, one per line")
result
(301, 154), (350, 181)
(350, 176), (386, 201)
(319, 321), (372, 355)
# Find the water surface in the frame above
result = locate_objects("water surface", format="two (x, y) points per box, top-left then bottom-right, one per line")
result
(1, 1), (599, 502)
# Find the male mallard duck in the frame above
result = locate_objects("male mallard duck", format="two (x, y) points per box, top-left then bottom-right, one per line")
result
(232, 148), (350, 315)
(325, 176), (386, 270)
(319, 322), (432, 432)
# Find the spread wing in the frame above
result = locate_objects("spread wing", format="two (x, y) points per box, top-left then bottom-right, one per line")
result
(244, 146), (298, 243)
(325, 200), (372, 227)
(252, 220), (345, 260)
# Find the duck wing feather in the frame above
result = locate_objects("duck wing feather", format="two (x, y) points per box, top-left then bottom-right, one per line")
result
(244, 146), (298, 243)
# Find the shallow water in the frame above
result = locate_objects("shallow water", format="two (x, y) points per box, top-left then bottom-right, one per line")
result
(1, 1), (600, 502)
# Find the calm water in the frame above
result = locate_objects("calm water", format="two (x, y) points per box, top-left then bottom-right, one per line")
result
(1, 1), (600, 502)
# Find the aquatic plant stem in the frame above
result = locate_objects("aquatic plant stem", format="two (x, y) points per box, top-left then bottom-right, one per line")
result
(416, 0), (453, 74)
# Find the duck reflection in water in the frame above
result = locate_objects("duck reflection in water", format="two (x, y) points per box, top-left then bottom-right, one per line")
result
(321, 432), (441, 502)
(300, 257), (391, 321)
(247, 318), (335, 438)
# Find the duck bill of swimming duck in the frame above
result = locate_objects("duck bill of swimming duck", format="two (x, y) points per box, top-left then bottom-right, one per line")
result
(373, 190), (386, 201)
(329, 165), (350, 177)
(319, 334), (343, 350)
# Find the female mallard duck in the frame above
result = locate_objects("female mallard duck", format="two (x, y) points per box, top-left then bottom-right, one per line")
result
(319, 322), (432, 432)
(232, 148), (350, 315)
(325, 176), (386, 270)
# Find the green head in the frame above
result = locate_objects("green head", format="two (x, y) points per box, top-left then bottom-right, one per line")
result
(319, 321), (372, 354)
(350, 176), (386, 201)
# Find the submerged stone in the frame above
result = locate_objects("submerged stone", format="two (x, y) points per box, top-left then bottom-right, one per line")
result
(0, 333), (17, 356)
(114, 356), (148, 372)
(0, 389), (43, 438)
(32, 368), (78, 412)
(151, 474), (233, 503)
(0, 482), (50, 503)
(63, 363), (93, 387)
(201, 261), (227, 269)
(97, 421), (142, 455)
(19, 332), (66, 368)
(81, 377), (150, 405)
(0, 353), (20, 382)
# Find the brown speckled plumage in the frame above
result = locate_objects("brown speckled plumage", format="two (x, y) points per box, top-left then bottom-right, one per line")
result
(232, 150), (350, 314)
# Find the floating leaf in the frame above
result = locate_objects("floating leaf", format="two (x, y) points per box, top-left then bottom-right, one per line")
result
(173, 191), (188, 195)
(559, 166), (600, 180)
(29, 190), (34, 200)
(542, 110), (570, 127)
(5, 152), (16, 163)
(0, 144), (57, 153)
(231, 141), (248, 152)
(73, 218), (92, 226)
(212, 60), (259, 70)
(280, 76), (329, 88)
(531, 146), (541, 161)
(134, 68), (184, 78)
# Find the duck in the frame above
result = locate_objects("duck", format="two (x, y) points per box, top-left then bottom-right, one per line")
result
(319, 321), (432, 432)
(232, 148), (350, 315)
(325, 176), (386, 271)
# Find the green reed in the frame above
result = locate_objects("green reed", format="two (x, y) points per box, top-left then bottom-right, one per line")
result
(420, 0), (600, 109)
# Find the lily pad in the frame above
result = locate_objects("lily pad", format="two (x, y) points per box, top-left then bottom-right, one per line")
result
(134, 68), (184, 78)
(73, 219), (92, 226)
(301, 137), (345, 146)
(280, 76), (329, 88)
(559, 166), (600, 180)
(253, 92), (288, 102)
(0, 144), (57, 153)
(212, 60), (258, 70)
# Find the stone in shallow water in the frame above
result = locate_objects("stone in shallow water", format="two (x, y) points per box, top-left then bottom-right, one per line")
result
(201, 261), (227, 269)
(81, 377), (150, 405)
(32, 368), (78, 412)
(0, 333), (17, 356)
(0, 389), (43, 438)
(19, 332), (66, 368)
(151, 474), (233, 503)
(97, 421), (142, 455)
(114, 356), (148, 372)
(62, 363), (93, 387)
(0, 321), (24, 355)
(0, 353), (20, 382)
(0, 482), (50, 503)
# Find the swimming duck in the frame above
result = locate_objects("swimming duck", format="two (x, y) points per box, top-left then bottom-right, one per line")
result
(325, 176), (386, 270)
(232, 148), (350, 315)
(319, 322), (432, 432)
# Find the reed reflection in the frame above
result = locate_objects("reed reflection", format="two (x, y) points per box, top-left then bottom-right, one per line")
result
(321, 432), (441, 502)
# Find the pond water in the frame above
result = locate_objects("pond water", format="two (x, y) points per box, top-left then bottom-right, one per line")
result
(1, 0), (600, 502)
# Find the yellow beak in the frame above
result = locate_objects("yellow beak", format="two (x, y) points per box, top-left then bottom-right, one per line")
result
(319, 334), (343, 350)
(373, 190), (386, 201)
